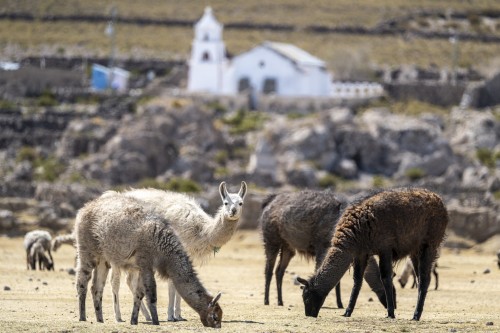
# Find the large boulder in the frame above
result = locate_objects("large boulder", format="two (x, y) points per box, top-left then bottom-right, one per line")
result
(56, 117), (117, 159)
(0, 209), (17, 231)
(447, 203), (500, 243)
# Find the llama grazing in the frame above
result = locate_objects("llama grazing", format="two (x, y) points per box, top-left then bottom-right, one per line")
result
(397, 257), (439, 290)
(52, 233), (76, 252)
(24, 230), (54, 270)
(106, 181), (246, 322)
(260, 190), (395, 309)
(51, 231), (153, 322)
(75, 194), (223, 327)
(297, 188), (448, 321)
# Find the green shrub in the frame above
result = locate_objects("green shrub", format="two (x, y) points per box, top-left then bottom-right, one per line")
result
(372, 175), (385, 188)
(0, 99), (18, 111)
(222, 109), (266, 134)
(207, 101), (227, 114)
(405, 167), (425, 181)
(37, 90), (58, 107)
(214, 150), (228, 165)
(318, 174), (338, 189)
(16, 146), (38, 163)
(493, 191), (500, 201)
(286, 111), (306, 120)
(476, 148), (496, 168)
(34, 156), (66, 182)
(165, 177), (202, 193)
(137, 178), (171, 190)
(214, 167), (229, 178)
(138, 177), (201, 193)
(17, 148), (66, 182)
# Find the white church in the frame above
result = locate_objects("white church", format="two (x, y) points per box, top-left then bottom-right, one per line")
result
(187, 7), (383, 98)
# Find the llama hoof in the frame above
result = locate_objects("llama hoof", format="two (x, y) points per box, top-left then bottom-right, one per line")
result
(342, 310), (352, 317)
(176, 317), (187, 321)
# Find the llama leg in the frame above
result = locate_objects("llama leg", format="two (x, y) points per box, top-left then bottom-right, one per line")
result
(275, 245), (295, 306)
(76, 257), (95, 321)
(91, 259), (110, 323)
(363, 256), (394, 309)
(111, 267), (123, 322)
(167, 279), (176, 321)
(264, 242), (280, 305)
(378, 251), (396, 318)
(131, 274), (145, 325)
(47, 249), (54, 268)
(412, 249), (434, 321)
(174, 289), (186, 321)
(343, 255), (368, 317)
(433, 263), (438, 290)
(126, 271), (151, 321)
(334, 282), (343, 309)
(38, 252), (43, 270)
(141, 269), (159, 325)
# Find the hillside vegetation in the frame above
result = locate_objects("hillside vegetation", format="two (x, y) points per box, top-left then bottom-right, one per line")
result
(1, 0), (500, 73)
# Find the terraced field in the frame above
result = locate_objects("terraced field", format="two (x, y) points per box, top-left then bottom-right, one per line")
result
(1, 0), (500, 72)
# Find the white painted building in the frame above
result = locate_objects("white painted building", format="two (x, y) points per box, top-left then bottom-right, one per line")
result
(187, 7), (231, 94)
(187, 7), (383, 99)
(229, 41), (332, 97)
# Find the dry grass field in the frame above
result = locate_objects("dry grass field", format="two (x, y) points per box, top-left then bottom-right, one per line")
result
(1, 0), (500, 71)
(1, 230), (499, 333)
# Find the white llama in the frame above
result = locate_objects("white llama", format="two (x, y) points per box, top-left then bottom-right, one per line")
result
(75, 194), (223, 327)
(24, 230), (54, 270)
(106, 181), (247, 322)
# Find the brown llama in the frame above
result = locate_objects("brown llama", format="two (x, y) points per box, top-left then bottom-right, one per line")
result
(260, 190), (395, 309)
(297, 188), (448, 321)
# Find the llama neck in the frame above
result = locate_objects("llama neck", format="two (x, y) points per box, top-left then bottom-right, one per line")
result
(171, 273), (211, 314)
(155, 226), (211, 315)
(203, 206), (240, 249)
(312, 248), (353, 297)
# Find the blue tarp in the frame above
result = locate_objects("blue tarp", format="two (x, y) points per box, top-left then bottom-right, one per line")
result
(91, 64), (109, 91)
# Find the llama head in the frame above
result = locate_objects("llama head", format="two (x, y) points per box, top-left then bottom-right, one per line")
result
(219, 181), (247, 221)
(201, 292), (223, 328)
(297, 276), (326, 318)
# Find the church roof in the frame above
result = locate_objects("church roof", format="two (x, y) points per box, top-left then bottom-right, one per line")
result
(195, 7), (222, 31)
(262, 41), (326, 68)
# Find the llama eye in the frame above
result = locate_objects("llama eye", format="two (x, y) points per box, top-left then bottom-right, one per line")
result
(224, 202), (228, 206)
(239, 202), (243, 206)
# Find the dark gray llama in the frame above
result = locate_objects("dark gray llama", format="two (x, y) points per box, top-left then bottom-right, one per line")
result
(260, 190), (395, 309)
(297, 188), (448, 321)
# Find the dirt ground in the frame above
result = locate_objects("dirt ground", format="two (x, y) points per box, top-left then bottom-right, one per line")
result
(1, 230), (499, 333)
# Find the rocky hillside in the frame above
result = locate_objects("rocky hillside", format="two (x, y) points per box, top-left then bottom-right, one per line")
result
(0, 95), (499, 246)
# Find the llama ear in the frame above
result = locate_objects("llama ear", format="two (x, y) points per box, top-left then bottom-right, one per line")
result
(219, 182), (227, 200)
(209, 292), (222, 307)
(239, 181), (247, 199)
(296, 276), (309, 288)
